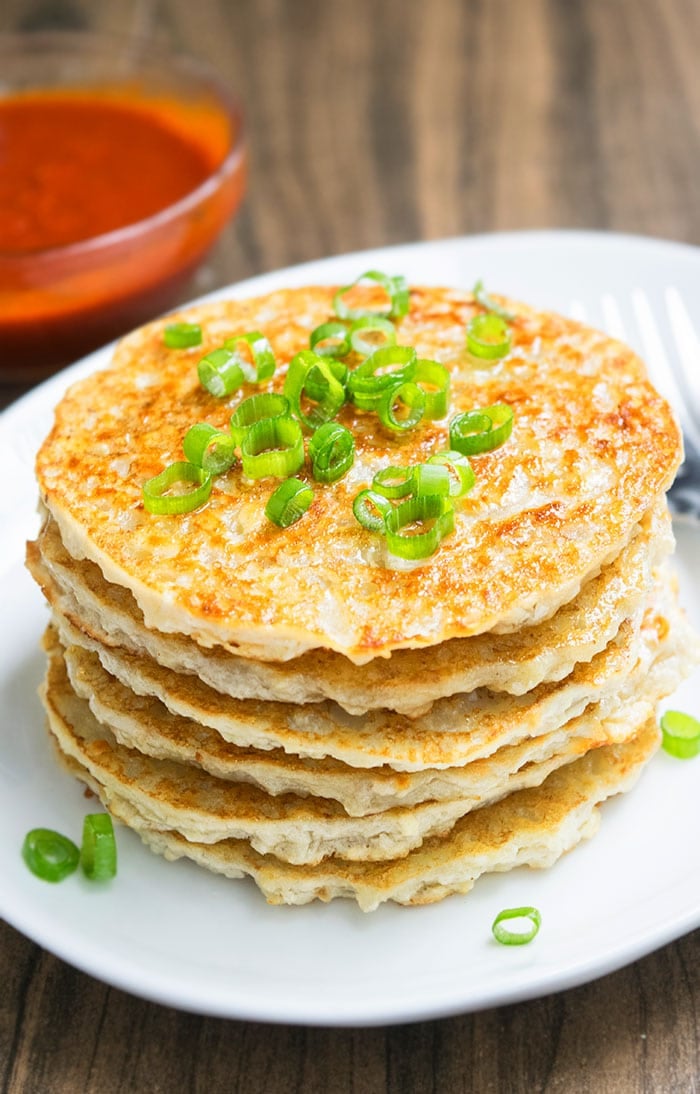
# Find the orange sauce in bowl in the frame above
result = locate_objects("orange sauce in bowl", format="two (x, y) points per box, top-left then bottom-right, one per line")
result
(0, 86), (246, 379)
(0, 93), (219, 253)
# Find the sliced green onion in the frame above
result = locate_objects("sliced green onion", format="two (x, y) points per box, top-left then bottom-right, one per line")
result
(164, 321), (202, 349)
(265, 477), (313, 527)
(449, 403), (514, 455)
(352, 489), (393, 532)
(348, 345), (417, 409)
(385, 495), (455, 560)
(183, 423), (237, 475)
(310, 321), (351, 358)
(81, 813), (117, 881)
(349, 345), (417, 390)
(661, 710), (700, 759)
(412, 463), (451, 497)
(142, 462), (212, 515)
(333, 270), (410, 322)
(466, 313), (511, 361)
(22, 828), (80, 883)
(240, 416), (304, 479)
(284, 350), (346, 429)
(229, 393), (290, 445)
(492, 906), (542, 946)
(414, 358), (450, 419)
(198, 347), (251, 397)
(427, 450), (476, 497)
(349, 316), (397, 356)
(198, 332), (275, 397)
(473, 279), (515, 321)
(377, 380), (425, 432)
(304, 357), (348, 401)
(308, 422), (355, 483)
(372, 465), (415, 499)
(224, 331), (276, 382)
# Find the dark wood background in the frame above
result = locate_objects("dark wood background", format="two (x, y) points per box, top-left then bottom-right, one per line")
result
(2, 1), (700, 1091)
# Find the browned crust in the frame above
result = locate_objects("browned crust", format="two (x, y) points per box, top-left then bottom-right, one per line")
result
(35, 286), (682, 661)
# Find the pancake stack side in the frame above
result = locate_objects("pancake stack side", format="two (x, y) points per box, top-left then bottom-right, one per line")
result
(28, 284), (699, 910)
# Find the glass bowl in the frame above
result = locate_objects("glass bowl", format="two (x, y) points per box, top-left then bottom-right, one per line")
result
(0, 31), (246, 382)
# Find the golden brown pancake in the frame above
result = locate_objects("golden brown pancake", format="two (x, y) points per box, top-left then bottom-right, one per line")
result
(48, 576), (693, 772)
(28, 500), (672, 714)
(54, 720), (661, 910)
(28, 279), (696, 909)
(35, 286), (682, 663)
(56, 592), (694, 816)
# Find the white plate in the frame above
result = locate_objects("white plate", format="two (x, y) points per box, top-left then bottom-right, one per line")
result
(2, 230), (699, 1027)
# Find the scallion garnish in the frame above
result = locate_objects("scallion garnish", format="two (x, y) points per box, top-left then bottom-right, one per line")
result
(492, 906), (542, 946)
(348, 345), (417, 410)
(427, 450), (476, 498)
(412, 462), (451, 497)
(414, 358), (450, 420)
(183, 423), (237, 475)
(377, 380), (425, 432)
(349, 316), (397, 357)
(224, 330), (276, 382)
(81, 813), (117, 881)
(449, 403), (514, 456)
(473, 279), (515, 322)
(304, 357), (348, 401)
(385, 495), (455, 560)
(466, 313), (511, 360)
(164, 321), (203, 349)
(660, 710), (700, 759)
(229, 392), (290, 445)
(310, 321), (351, 358)
(198, 347), (243, 397)
(372, 466), (414, 499)
(308, 422), (355, 483)
(22, 828), (80, 883)
(284, 350), (346, 429)
(265, 477), (313, 527)
(352, 489), (393, 531)
(198, 332), (275, 397)
(142, 462), (212, 514)
(147, 276), (517, 560)
(240, 416), (304, 479)
(333, 270), (409, 322)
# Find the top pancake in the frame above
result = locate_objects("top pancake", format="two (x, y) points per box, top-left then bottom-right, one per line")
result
(36, 285), (682, 663)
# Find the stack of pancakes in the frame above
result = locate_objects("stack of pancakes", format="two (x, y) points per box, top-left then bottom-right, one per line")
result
(27, 285), (698, 910)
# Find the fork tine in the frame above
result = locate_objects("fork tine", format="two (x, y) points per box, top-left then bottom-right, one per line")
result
(568, 300), (588, 322)
(629, 287), (700, 451)
(568, 289), (700, 518)
(665, 287), (700, 434)
(601, 294), (627, 342)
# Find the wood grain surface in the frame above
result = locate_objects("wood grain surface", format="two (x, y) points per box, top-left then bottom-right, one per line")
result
(2, 1), (700, 1091)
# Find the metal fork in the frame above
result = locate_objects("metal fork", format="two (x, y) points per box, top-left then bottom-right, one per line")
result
(569, 288), (700, 520)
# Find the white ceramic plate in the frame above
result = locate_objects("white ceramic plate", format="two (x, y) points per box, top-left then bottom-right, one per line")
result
(2, 231), (699, 1027)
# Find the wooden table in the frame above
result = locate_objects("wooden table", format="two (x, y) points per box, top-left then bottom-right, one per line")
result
(2, 1), (700, 1090)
